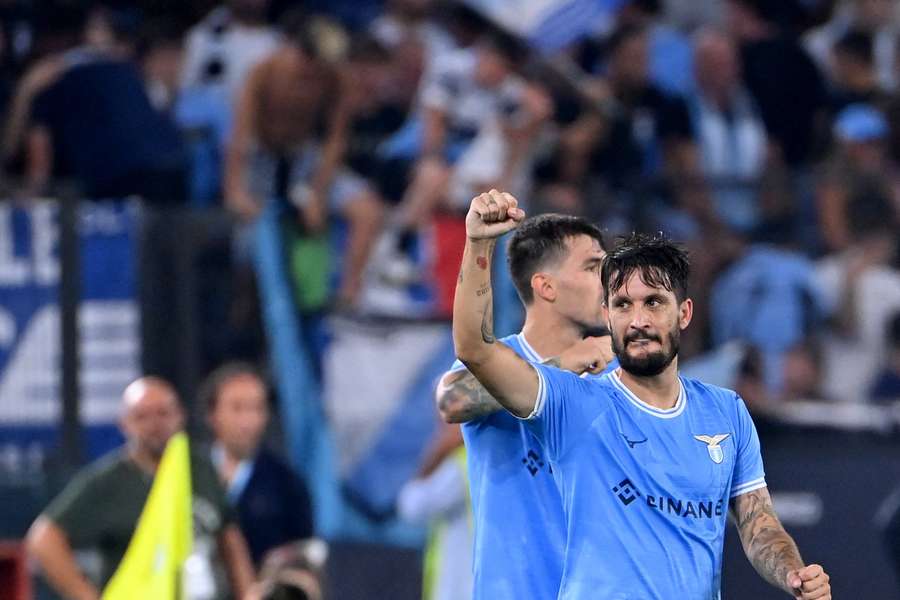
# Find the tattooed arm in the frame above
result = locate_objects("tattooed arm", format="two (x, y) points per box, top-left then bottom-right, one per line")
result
(452, 190), (539, 418)
(436, 338), (614, 423)
(436, 369), (503, 424)
(730, 487), (831, 598)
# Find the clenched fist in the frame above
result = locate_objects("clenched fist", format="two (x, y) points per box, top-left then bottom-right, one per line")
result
(466, 189), (526, 240)
(558, 336), (615, 375)
(787, 564), (830, 600)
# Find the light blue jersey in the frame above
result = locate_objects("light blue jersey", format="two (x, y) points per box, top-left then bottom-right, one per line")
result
(527, 365), (766, 600)
(450, 333), (616, 600)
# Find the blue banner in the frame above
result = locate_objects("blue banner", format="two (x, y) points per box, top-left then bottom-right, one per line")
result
(0, 201), (140, 468)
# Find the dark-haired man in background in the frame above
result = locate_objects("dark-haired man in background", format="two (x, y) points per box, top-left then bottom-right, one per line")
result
(204, 363), (314, 568)
(435, 212), (616, 600)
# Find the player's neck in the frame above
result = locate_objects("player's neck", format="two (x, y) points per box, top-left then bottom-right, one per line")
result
(617, 359), (681, 410)
(521, 312), (583, 359)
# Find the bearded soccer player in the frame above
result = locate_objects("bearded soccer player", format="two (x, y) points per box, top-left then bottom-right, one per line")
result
(436, 213), (617, 599)
(453, 190), (831, 600)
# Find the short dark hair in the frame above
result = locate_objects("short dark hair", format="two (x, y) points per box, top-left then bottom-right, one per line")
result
(507, 214), (606, 305)
(201, 362), (266, 413)
(601, 233), (690, 303)
(835, 29), (874, 66)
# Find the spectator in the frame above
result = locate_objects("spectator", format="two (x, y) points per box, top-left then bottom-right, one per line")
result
(25, 377), (255, 600)
(780, 338), (828, 402)
(397, 422), (471, 600)
(805, 0), (900, 91)
(340, 35), (411, 204)
(203, 362), (314, 568)
(870, 311), (900, 402)
(689, 28), (768, 232)
(224, 15), (384, 308)
(827, 28), (893, 117)
(370, 0), (455, 66)
(710, 215), (826, 393)
(617, 0), (694, 96)
(815, 192), (900, 403)
(180, 0), (280, 107)
(727, 0), (827, 166)
(816, 103), (898, 252)
(392, 31), (549, 230)
(22, 9), (187, 202)
(537, 24), (695, 216)
(137, 18), (186, 112)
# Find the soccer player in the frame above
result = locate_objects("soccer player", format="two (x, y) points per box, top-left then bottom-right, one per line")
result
(453, 190), (832, 599)
(435, 213), (616, 599)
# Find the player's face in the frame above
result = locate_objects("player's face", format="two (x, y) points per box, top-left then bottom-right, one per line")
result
(551, 235), (606, 331)
(121, 383), (184, 460)
(209, 375), (269, 459)
(606, 271), (692, 376)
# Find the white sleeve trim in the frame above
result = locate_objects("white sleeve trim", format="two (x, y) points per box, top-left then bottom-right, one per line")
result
(516, 365), (546, 421)
(730, 477), (768, 498)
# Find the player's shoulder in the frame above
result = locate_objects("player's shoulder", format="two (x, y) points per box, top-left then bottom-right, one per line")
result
(680, 375), (741, 405)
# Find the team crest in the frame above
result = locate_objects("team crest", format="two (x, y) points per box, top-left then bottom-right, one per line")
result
(693, 434), (730, 464)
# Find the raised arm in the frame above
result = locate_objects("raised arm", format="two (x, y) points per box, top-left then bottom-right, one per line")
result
(437, 335), (615, 423)
(453, 190), (539, 417)
(730, 487), (830, 599)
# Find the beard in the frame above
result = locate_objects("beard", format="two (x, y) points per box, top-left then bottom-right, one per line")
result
(612, 325), (679, 377)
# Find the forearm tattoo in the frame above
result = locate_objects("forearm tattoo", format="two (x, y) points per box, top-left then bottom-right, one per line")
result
(438, 372), (503, 421)
(733, 489), (804, 592)
(480, 302), (495, 344)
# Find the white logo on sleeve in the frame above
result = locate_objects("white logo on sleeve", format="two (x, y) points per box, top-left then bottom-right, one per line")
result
(693, 434), (731, 464)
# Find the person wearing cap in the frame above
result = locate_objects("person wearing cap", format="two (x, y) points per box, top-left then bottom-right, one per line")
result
(816, 102), (894, 253)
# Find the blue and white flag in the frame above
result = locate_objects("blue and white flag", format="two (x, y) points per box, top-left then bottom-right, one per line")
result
(463, 0), (626, 52)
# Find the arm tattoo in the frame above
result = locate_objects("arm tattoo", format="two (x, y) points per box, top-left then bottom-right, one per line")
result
(480, 302), (495, 344)
(732, 489), (804, 593)
(438, 371), (503, 422)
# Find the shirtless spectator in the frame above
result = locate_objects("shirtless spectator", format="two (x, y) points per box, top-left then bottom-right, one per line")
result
(224, 14), (384, 307)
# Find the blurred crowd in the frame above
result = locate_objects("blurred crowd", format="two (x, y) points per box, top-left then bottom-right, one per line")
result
(1, 0), (900, 413)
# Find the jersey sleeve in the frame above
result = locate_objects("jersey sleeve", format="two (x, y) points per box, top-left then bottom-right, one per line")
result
(523, 363), (600, 462)
(729, 394), (767, 498)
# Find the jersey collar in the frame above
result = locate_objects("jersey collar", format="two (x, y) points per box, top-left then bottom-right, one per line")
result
(610, 369), (687, 419)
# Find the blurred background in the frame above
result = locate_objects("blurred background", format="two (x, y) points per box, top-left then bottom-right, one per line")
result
(1, 0), (900, 598)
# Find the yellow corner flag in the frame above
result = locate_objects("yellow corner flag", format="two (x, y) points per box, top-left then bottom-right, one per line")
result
(103, 432), (193, 600)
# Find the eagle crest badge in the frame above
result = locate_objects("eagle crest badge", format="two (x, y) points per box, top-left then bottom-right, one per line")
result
(693, 434), (731, 464)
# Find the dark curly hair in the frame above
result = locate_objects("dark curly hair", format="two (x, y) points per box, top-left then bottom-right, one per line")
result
(601, 232), (690, 303)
